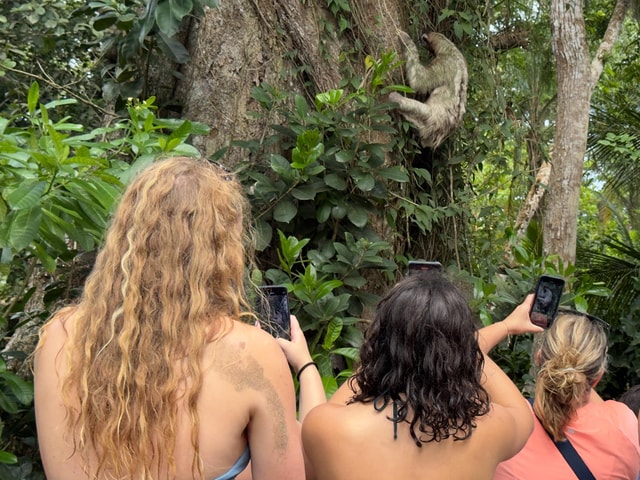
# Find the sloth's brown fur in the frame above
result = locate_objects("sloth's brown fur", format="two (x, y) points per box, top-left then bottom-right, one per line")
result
(389, 31), (468, 149)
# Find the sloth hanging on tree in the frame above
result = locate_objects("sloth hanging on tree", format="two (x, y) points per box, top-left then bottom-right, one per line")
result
(389, 31), (468, 149)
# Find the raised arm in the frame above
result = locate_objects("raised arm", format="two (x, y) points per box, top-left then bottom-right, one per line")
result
(276, 315), (327, 422)
(477, 295), (542, 460)
(477, 294), (543, 354)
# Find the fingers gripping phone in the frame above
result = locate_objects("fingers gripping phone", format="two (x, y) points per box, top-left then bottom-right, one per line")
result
(407, 260), (443, 275)
(530, 275), (566, 329)
(257, 285), (291, 340)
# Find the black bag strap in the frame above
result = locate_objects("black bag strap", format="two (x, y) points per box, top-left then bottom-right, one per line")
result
(527, 398), (596, 480)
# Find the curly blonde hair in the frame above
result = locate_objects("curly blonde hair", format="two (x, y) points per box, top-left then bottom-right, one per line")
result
(533, 313), (608, 441)
(56, 157), (251, 479)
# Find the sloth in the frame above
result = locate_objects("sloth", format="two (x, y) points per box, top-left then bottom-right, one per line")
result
(389, 31), (468, 149)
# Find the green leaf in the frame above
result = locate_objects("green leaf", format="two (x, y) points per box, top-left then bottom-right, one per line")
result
(347, 205), (369, 228)
(27, 82), (39, 117)
(33, 242), (57, 272)
(273, 200), (297, 223)
(0, 389), (18, 414)
(5, 181), (46, 209)
(156, 32), (190, 63)
(294, 94), (309, 117)
(324, 173), (347, 190)
(2, 373), (33, 405)
(8, 206), (42, 250)
(331, 347), (360, 360)
(378, 165), (409, 182)
(292, 185), (318, 201)
(354, 172), (375, 192)
(316, 203), (331, 223)
(155, 1), (180, 36)
(0, 450), (17, 464)
(93, 11), (118, 31)
(322, 317), (343, 350)
(254, 220), (272, 252)
(169, 0), (193, 21)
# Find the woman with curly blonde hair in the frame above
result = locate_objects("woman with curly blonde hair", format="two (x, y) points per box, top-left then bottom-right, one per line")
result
(485, 309), (640, 479)
(34, 157), (304, 480)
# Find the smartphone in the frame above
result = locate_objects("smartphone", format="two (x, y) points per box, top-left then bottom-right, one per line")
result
(407, 260), (443, 275)
(530, 275), (566, 329)
(256, 285), (291, 340)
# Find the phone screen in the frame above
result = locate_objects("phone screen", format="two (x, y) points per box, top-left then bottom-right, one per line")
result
(257, 285), (291, 340)
(407, 260), (443, 275)
(530, 275), (565, 329)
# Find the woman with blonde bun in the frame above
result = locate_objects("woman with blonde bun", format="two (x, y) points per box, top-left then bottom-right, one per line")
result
(34, 157), (304, 480)
(486, 309), (640, 479)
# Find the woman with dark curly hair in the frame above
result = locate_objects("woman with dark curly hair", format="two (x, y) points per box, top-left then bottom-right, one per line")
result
(301, 270), (537, 480)
(34, 157), (304, 480)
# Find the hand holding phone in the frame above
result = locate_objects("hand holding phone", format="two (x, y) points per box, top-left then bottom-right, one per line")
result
(256, 285), (291, 340)
(530, 275), (565, 329)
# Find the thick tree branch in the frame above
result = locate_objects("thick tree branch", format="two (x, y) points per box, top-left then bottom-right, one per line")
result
(590, 0), (631, 88)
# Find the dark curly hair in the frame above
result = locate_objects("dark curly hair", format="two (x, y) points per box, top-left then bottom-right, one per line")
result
(350, 270), (490, 446)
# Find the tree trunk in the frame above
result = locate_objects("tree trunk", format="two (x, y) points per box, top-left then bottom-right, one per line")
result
(543, 0), (629, 264)
(172, 0), (405, 165)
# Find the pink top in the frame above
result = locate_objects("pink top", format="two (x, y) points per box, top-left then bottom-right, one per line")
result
(495, 400), (640, 480)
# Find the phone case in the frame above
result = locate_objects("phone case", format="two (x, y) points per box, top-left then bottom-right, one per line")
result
(407, 260), (443, 275)
(257, 285), (291, 340)
(530, 275), (565, 329)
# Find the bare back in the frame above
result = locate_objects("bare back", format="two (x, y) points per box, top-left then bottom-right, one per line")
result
(302, 383), (527, 480)
(34, 310), (304, 480)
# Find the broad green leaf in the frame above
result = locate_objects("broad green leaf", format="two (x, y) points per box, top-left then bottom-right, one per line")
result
(322, 317), (343, 350)
(2, 373), (32, 405)
(324, 173), (347, 190)
(33, 242), (57, 272)
(8, 206), (42, 250)
(335, 150), (354, 163)
(354, 172), (375, 192)
(347, 205), (369, 228)
(93, 11), (118, 31)
(291, 185), (317, 201)
(5, 181), (46, 210)
(316, 203), (331, 223)
(294, 94), (308, 117)
(0, 389), (18, 414)
(273, 200), (297, 223)
(331, 204), (347, 220)
(254, 219), (272, 252)
(331, 347), (360, 360)
(169, 0), (193, 21)
(378, 165), (409, 182)
(156, 2), (181, 37)
(0, 450), (17, 464)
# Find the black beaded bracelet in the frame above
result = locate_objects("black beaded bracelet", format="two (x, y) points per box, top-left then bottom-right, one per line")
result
(296, 361), (318, 381)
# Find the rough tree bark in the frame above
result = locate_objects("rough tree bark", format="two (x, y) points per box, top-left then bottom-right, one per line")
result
(543, 0), (630, 264)
(170, 0), (406, 165)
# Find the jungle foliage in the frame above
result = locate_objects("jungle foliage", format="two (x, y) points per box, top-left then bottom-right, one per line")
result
(0, 0), (639, 478)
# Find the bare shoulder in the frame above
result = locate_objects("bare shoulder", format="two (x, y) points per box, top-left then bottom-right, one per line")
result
(302, 403), (347, 442)
(476, 401), (533, 461)
(217, 320), (288, 366)
(206, 320), (292, 394)
(35, 307), (77, 362)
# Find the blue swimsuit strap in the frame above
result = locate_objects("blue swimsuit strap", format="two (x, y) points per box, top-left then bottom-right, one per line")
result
(213, 446), (251, 480)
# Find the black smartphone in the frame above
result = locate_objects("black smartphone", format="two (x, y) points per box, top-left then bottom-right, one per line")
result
(530, 275), (566, 329)
(256, 285), (291, 340)
(407, 260), (443, 275)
